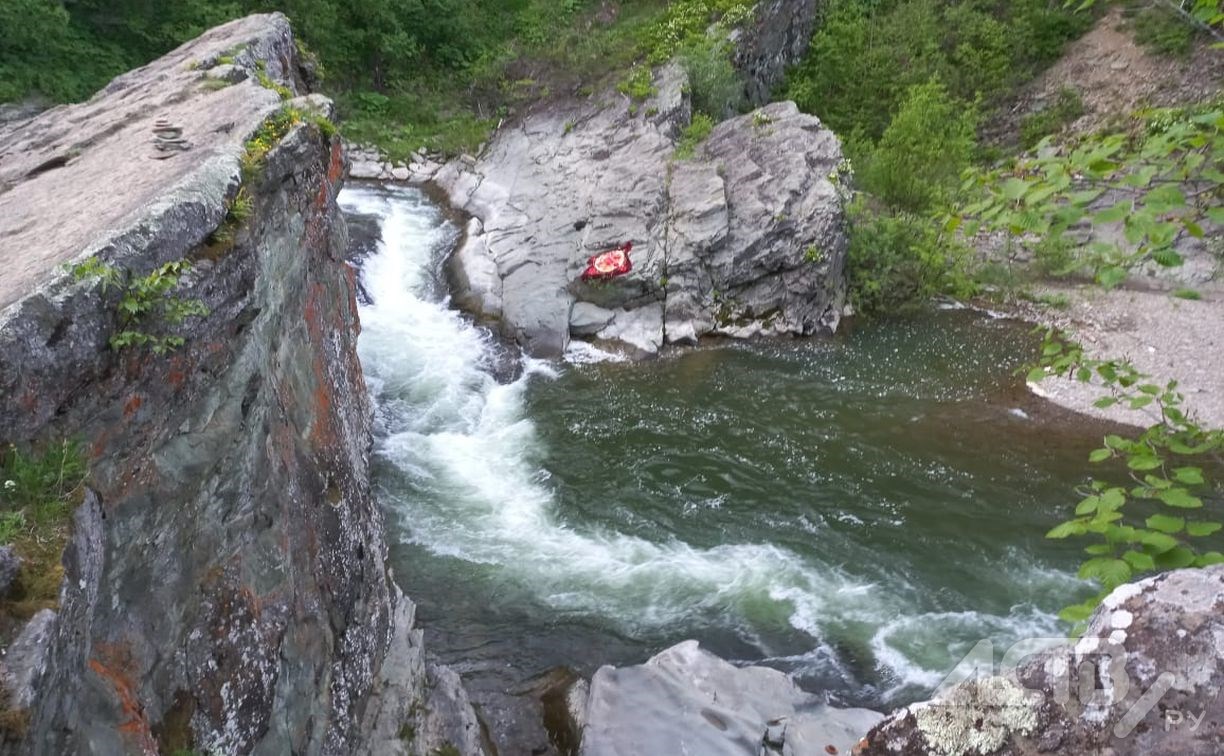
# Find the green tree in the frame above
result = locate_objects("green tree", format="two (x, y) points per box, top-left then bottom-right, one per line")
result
(862, 79), (977, 212)
(957, 105), (1224, 286)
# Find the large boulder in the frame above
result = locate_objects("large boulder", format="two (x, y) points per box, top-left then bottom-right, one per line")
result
(857, 565), (1224, 755)
(579, 641), (882, 755)
(434, 70), (847, 359)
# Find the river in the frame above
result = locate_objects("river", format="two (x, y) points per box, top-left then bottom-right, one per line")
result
(339, 183), (1101, 744)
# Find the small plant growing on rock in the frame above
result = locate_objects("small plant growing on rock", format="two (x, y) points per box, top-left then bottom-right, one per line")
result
(617, 65), (656, 102)
(255, 61), (293, 101)
(71, 259), (208, 355)
(804, 245), (825, 264)
(675, 113), (714, 160)
(210, 187), (254, 248)
(242, 106), (306, 180)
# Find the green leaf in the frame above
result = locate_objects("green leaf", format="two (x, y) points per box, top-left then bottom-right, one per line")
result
(1151, 249), (1184, 268)
(1127, 455), (1162, 471)
(1145, 514), (1184, 534)
(1097, 266), (1127, 288)
(1076, 496), (1100, 515)
(1001, 177), (1029, 200)
(1141, 531), (1179, 553)
(1092, 397), (1118, 409)
(1084, 544), (1112, 555)
(1058, 601), (1095, 623)
(1195, 552), (1224, 566)
(1088, 448), (1112, 462)
(1158, 488), (1203, 509)
(1154, 546), (1196, 569)
(1027, 367), (1049, 384)
(1098, 488), (1126, 512)
(1172, 467), (1204, 485)
(1078, 557), (1131, 588)
(1122, 550), (1155, 571)
(1047, 521), (1087, 539)
(1186, 522), (1222, 537)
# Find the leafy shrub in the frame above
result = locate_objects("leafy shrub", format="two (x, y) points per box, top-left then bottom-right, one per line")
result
(1130, 4), (1197, 57)
(958, 104), (1224, 287)
(861, 79), (977, 213)
(846, 200), (974, 315)
(676, 35), (744, 119)
(71, 259), (208, 355)
(1034, 335), (1224, 628)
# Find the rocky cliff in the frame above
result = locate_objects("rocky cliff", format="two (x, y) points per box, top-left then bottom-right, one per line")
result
(414, 0), (844, 360)
(0, 15), (475, 756)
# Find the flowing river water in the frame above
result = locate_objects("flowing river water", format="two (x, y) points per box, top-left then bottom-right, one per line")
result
(340, 184), (1105, 735)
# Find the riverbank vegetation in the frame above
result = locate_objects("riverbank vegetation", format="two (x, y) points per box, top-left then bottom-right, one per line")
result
(782, 0), (1221, 315)
(782, 0), (1098, 314)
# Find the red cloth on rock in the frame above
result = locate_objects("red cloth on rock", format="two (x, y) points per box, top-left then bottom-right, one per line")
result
(581, 242), (633, 282)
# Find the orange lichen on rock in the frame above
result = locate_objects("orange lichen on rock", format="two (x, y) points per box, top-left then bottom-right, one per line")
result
(88, 643), (157, 754)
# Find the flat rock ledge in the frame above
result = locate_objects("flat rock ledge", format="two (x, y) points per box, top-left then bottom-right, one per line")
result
(575, 640), (882, 756)
(428, 65), (848, 359)
(858, 565), (1224, 756)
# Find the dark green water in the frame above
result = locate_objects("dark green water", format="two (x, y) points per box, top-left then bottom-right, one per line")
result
(343, 185), (1102, 717)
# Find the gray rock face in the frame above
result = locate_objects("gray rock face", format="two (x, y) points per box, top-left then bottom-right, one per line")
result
(434, 72), (847, 359)
(579, 641), (883, 756)
(0, 546), (19, 599)
(0, 609), (57, 711)
(0, 15), (479, 756)
(732, 0), (820, 106)
(859, 565), (1224, 756)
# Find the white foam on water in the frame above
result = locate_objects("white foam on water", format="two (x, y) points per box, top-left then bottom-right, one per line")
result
(563, 340), (628, 364)
(342, 184), (1070, 695)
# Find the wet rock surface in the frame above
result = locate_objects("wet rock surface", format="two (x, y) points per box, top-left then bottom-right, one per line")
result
(579, 641), (882, 756)
(0, 15), (479, 756)
(431, 72), (847, 360)
(858, 565), (1224, 756)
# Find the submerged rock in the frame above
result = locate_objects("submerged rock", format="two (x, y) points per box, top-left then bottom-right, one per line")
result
(579, 641), (882, 755)
(433, 70), (847, 360)
(858, 565), (1224, 755)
